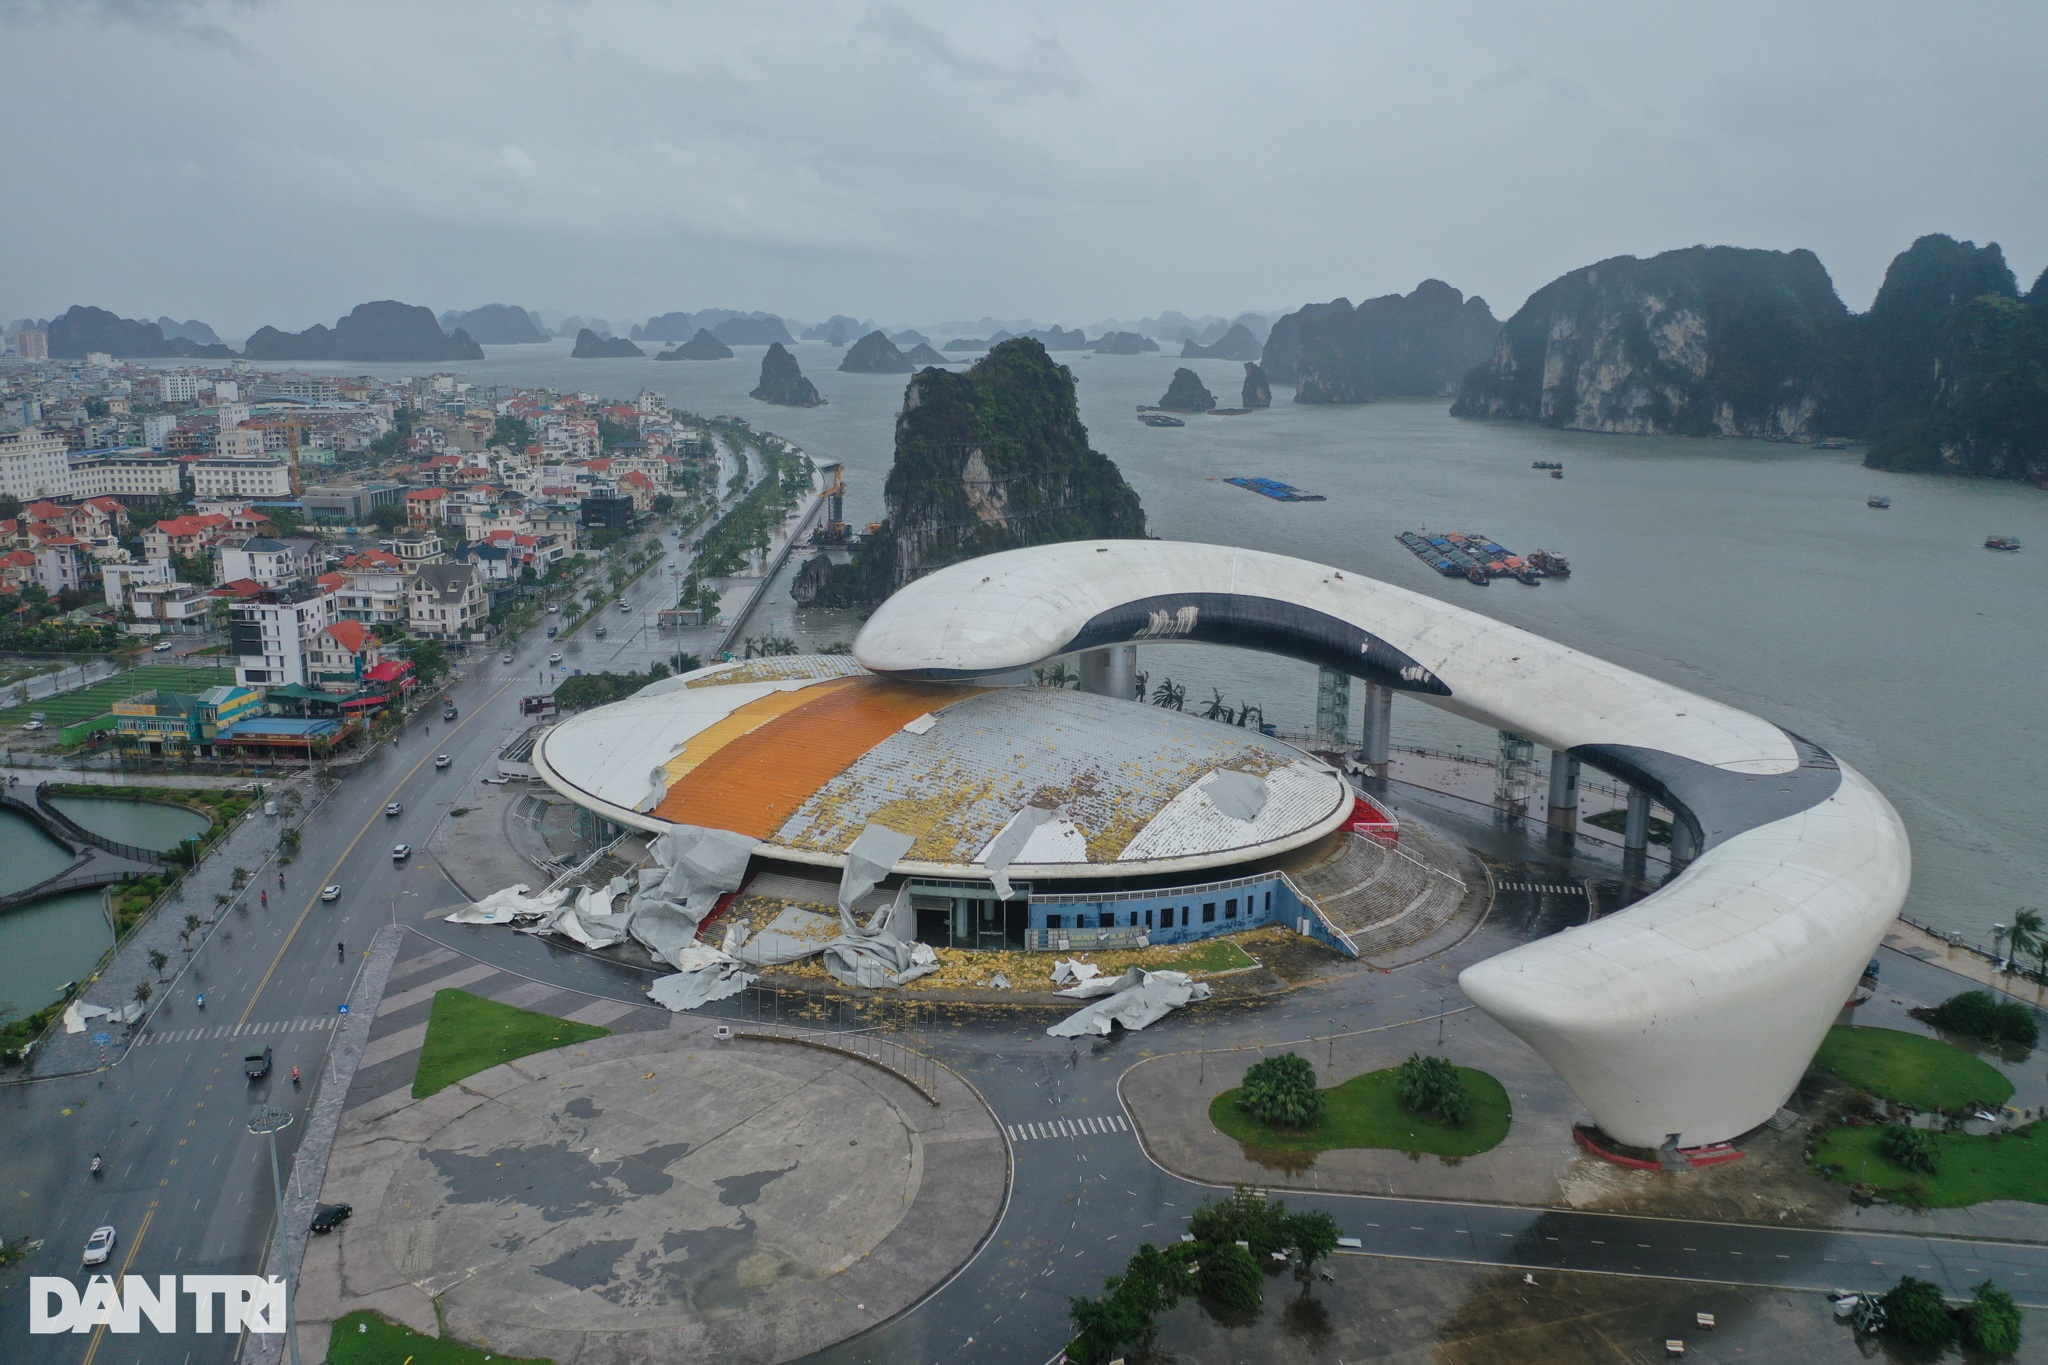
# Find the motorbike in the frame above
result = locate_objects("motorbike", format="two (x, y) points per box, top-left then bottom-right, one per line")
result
(90, 1154), (103, 1176)
(196, 993), (205, 1009)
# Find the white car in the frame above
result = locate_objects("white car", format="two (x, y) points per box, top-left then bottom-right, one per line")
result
(501, 653), (513, 664)
(321, 885), (341, 902)
(385, 802), (402, 817)
(547, 603), (560, 614)
(434, 753), (451, 769)
(21, 720), (43, 732)
(152, 640), (175, 652)
(549, 652), (563, 665)
(391, 844), (411, 861)
(83, 1225), (116, 1266)
(618, 601), (632, 612)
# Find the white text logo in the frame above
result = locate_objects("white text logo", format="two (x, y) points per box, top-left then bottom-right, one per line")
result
(29, 1276), (285, 1334)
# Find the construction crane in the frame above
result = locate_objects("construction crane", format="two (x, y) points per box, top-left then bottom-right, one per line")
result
(254, 415), (310, 495)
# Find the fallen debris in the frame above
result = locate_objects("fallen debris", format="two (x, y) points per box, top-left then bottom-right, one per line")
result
(1046, 968), (1210, 1036)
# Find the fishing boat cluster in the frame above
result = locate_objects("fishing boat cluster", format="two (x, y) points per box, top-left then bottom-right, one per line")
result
(1225, 476), (1326, 502)
(1398, 530), (1570, 586)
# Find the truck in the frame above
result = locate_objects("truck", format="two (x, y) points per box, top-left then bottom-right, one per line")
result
(245, 1046), (273, 1080)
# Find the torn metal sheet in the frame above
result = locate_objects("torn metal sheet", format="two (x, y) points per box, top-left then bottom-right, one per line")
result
(839, 822), (915, 911)
(1050, 958), (1101, 988)
(445, 884), (569, 924)
(647, 947), (756, 1011)
(1046, 968), (1211, 1037)
(1206, 768), (1270, 823)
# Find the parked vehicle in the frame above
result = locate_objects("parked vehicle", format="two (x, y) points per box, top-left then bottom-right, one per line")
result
(152, 640), (175, 652)
(309, 1203), (353, 1235)
(245, 1046), (273, 1080)
(21, 721), (42, 732)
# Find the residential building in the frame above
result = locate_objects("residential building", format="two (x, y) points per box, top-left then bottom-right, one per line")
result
(334, 550), (409, 625)
(33, 539), (89, 595)
(387, 529), (444, 568)
(404, 486), (447, 527)
(142, 413), (177, 450)
(0, 549), (38, 591)
(216, 535), (317, 589)
(309, 619), (385, 692)
(214, 424), (268, 459)
(211, 380), (239, 403)
(190, 458), (291, 500)
(142, 512), (234, 562)
(408, 561), (487, 640)
(68, 447), (184, 501)
(0, 429), (73, 501)
(8, 329), (48, 360)
(580, 493), (635, 533)
(130, 581), (215, 630)
(103, 558), (174, 610)
(156, 374), (202, 404)
(228, 582), (333, 687)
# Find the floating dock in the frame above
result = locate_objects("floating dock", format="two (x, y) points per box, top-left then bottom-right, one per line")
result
(1226, 477), (1325, 502)
(1397, 530), (1568, 585)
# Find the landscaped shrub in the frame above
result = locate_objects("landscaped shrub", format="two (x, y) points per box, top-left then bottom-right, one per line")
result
(1396, 1052), (1472, 1125)
(1963, 1279), (2024, 1355)
(1880, 1275), (1956, 1349)
(1879, 1123), (1940, 1175)
(1190, 1185), (1292, 1261)
(1238, 1052), (1323, 1128)
(1912, 990), (2040, 1047)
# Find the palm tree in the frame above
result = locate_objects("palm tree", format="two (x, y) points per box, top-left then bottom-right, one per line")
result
(1201, 688), (1228, 721)
(1151, 678), (1185, 710)
(2005, 906), (2044, 978)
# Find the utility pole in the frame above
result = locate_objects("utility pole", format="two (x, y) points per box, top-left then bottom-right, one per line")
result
(248, 1105), (303, 1365)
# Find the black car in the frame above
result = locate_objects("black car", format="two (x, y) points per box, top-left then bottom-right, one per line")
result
(442, 704), (457, 721)
(245, 1046), (273, 1080)
(309, 1203), (352, 1234)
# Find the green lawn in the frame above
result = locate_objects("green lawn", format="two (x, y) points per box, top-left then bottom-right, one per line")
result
(1209, 1064), (1512, 1158)
(1157, 937), (1260, 975)
(413, 989), (612, 1099)
(1815, 1122), (2048, 1208)
(1813, 1026), (2014, 1111)
(327, 1310), (550, 1365)
(0, 664), (238, 727)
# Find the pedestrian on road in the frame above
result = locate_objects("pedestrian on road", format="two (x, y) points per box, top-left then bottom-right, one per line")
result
(279, 869), (286, 888)
(337, 942), (345, 962)
(260, 889), (267, 907)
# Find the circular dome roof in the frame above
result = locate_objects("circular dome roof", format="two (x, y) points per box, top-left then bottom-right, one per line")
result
(534, 655), (1351, 880)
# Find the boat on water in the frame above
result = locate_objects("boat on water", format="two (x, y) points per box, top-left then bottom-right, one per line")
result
(1986, 535), (2022, 551)
(1226, 476), (1326, 502)
(1550, 468), (1564, 479)
(1398, 530), (1569, 585)
(1139, 413), (1185, 428)
(1531, 461), (1563, 470)
(1867, 496), (1891, 509)
(1206, 407), (1253, 416)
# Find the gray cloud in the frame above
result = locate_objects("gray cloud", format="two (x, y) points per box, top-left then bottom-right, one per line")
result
(2, 1), (2043, 336)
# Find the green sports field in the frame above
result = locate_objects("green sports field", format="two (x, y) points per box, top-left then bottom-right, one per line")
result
(0, 664), (239, 728)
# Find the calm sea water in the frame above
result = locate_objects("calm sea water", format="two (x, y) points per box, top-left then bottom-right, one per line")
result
(135, 340), (2048, 941)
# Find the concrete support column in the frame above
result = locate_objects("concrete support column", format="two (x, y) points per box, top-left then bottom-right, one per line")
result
(1077, 645), (1137, 701)
(1623, 786), (1652, 851)
(1357, 683), (1392, 769)
(1669, 814), (1699, 865)
(1546, 751), (1581, 830)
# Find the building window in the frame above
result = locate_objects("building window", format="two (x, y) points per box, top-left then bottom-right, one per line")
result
(1045, 914), (1061, 930)
(1098, 912), (1113, 929)
(1263, 891), (1270, 913)
(1225, 897), (1238, 919)
(1202, 902), (1215, 923)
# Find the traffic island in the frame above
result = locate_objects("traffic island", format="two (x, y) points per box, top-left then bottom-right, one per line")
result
(297, 1019), (1007, 1365)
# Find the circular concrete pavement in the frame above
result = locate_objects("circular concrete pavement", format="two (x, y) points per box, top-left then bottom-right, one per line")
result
(325, 1027), (1008, 1365)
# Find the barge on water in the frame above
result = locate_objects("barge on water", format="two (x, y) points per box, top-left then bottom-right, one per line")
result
(1226, 477), (1326, 502)
(1396, 529), (1569, 585)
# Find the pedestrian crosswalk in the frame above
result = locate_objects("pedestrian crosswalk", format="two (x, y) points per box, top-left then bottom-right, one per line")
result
(1497, 881), (1585, 895)
(1007, 1114), (1132, 1142)
(135, 1017), (340, 1047)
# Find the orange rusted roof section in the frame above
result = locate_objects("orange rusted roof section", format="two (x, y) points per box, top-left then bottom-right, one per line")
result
(652, 677), (980, 837)
(658, 677), (860, 785)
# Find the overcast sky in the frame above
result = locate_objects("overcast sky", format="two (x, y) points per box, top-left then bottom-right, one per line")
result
(4, 0), (2045, 337)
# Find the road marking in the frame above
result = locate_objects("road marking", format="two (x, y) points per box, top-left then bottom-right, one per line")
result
(1007, 1114), (1131, 1142)
(236, 676), (518, 1026)
(80, 1202), (156, 1365)
(135, 1017), (339, 1046)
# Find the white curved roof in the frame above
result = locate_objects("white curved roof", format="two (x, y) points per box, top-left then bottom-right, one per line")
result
(855, 540), (1912, 1148)
(534, 655), (1352, 880)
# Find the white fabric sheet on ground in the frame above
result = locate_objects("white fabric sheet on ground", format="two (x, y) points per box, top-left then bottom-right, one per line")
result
(646, 945), (756, 1011)
(445, 884), (568, 924)
(1046, 969), (1211, 1037)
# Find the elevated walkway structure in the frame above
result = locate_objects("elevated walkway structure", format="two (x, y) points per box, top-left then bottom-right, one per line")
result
(852, 540), (1912, 1149)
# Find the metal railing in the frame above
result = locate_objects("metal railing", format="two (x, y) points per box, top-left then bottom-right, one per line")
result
(30, 783), (174, 864)
(0, 864), (126, 913)
(731, 1021), (940, 1105)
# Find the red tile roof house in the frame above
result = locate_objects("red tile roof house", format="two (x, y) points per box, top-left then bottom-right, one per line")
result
(311, 618), (386, 692)
(405, 486), (448, 527)
(143, 513), (234, 561)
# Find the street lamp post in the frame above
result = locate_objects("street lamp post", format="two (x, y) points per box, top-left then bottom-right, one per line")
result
(1992, 923), (2008, 972)
(247, 1105), (303, 1365)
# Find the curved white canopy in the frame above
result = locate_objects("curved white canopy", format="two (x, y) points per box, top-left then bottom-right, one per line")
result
(855, 540), (1911, 1147)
